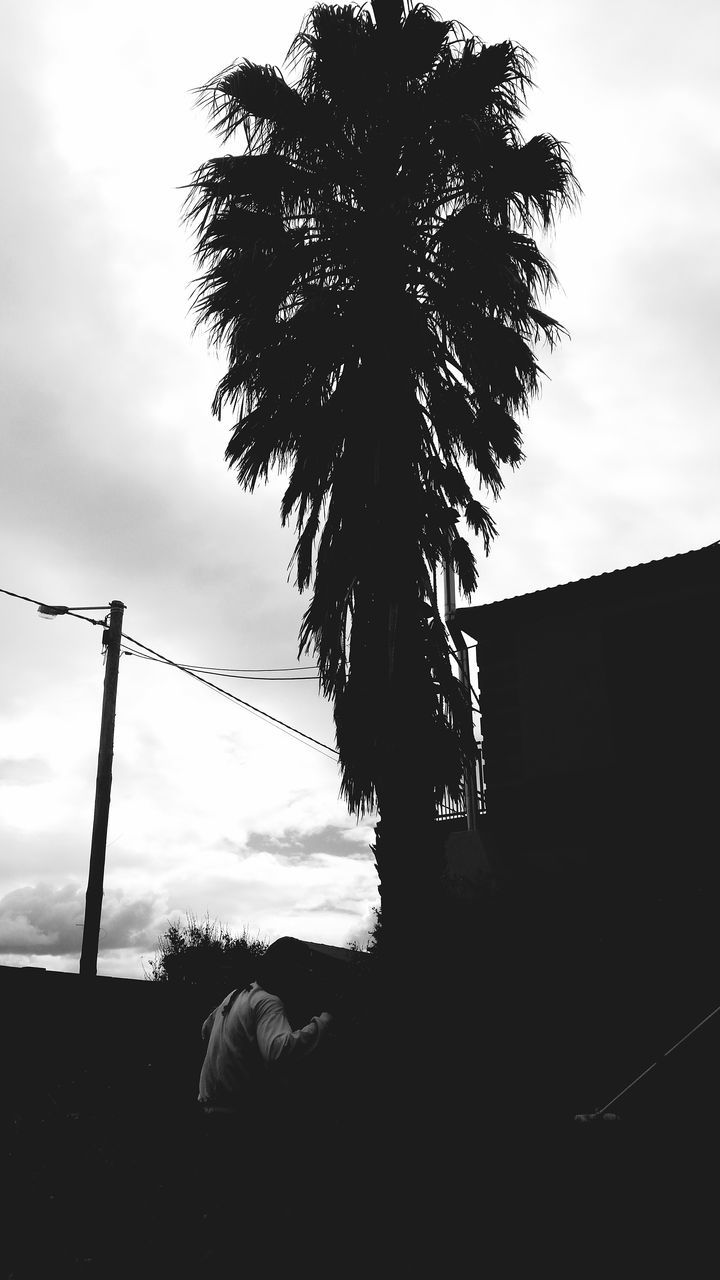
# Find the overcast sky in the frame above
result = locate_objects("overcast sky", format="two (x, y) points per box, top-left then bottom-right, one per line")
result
(1, 0), (718, 979)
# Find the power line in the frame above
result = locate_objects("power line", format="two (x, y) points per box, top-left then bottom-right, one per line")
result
(0, 588), (104, 610)
(121, 648), (318, 679)
(139, 661), (318, 673)
(4, 583), (476, 749)
(0, 586), (318, 671)
(120, 631), (339, 759)
(0, 586), (107, 626)
(0, 584), (337, 759)
(0, 586), (53, 607)
(189, 665), (317, 673)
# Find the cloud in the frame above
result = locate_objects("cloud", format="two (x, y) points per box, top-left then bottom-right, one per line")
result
(303, 899), (363, 916)
(0, 882), (159, 958)
(0, 757), (52, 786)
(0, 6), (308, 678)
(152, 845), (380, 959)
(244, 824), (375, 864)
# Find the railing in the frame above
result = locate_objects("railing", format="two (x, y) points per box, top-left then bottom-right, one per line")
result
(435, 743), (486, 824)
(436, 789), (468, 824)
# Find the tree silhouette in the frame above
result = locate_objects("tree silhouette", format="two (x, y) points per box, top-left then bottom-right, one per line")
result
(184, 1), (579, 954)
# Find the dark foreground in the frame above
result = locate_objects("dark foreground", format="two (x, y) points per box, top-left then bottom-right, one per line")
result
(3, 951), (719, 1276)
(4, 1062), (717, 1278)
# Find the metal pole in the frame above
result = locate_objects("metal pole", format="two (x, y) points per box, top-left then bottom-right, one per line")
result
(80, 599), (125, 978)
(443, 555), (479, 830)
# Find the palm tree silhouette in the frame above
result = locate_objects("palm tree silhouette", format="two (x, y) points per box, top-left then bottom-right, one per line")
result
(184, 0), (579, 953)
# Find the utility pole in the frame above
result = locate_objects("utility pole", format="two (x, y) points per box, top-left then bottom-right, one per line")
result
(80, 599), (125, 978)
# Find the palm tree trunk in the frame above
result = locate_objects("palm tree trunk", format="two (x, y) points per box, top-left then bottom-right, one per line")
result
(371, 0), (405, 33)
(374, 761), (446, 957)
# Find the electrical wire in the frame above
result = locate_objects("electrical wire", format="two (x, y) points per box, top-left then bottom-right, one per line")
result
(65, 610), (106, 626)
(120, 631), (339, 759)
(0, 587), (106, 625)
(190, 666), (317, 673)
(1, 584), (336, 757)
(150, 663), (318, 674)
(2, 582), (476, 749)
(0, 587), (45, 605)
(0, 588), (105, 610)
(121, 648), (318, 680)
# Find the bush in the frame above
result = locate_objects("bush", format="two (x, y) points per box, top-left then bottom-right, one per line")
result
(145, 912), (268, 996)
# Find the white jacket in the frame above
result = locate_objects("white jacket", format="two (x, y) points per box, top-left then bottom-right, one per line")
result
(198, 982), (332, 1108)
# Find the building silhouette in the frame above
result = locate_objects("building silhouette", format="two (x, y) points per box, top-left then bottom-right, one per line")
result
(456, 540), (719, 900)
(453, 541), (720, 1119)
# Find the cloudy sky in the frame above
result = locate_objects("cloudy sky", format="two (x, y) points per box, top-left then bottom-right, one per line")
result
(1, 0), (718, 979)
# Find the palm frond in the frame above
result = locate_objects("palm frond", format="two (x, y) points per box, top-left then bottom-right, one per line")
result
(476, 402), (525, 467)
(291, 501), (323, 592)
(423, 37), (533, 129)
(400, 5), (453, 78)
(494, 133), (581, 230)
(464, 498), (497, 553)
(183, 154), (314, 239)
(450, 533), (478, 596)
(195, 60), (305, 144)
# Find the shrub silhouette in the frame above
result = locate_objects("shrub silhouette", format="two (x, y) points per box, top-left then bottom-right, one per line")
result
(145, 911), (268, 999)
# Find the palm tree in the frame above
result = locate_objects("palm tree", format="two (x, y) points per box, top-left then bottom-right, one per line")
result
(184, 0), (579, 957)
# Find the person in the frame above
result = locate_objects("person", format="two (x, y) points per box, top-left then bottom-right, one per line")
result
(193, 936), (335, 1251)
(193, 937), (338, 1253)
(197, 936), (334, 1117)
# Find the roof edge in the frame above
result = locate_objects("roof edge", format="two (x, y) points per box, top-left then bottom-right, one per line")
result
(454, 541), (720, 637)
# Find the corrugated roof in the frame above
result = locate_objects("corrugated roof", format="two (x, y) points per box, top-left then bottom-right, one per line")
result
(454, 541), (720, 637)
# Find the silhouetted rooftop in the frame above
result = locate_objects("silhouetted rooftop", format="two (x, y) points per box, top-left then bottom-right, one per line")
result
(290, 937), (368, 965)
(455, 541), (720, 638)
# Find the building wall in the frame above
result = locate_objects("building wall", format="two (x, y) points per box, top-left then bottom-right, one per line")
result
(471, 557), (719, 896)
(457, 552), (720, 1113)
